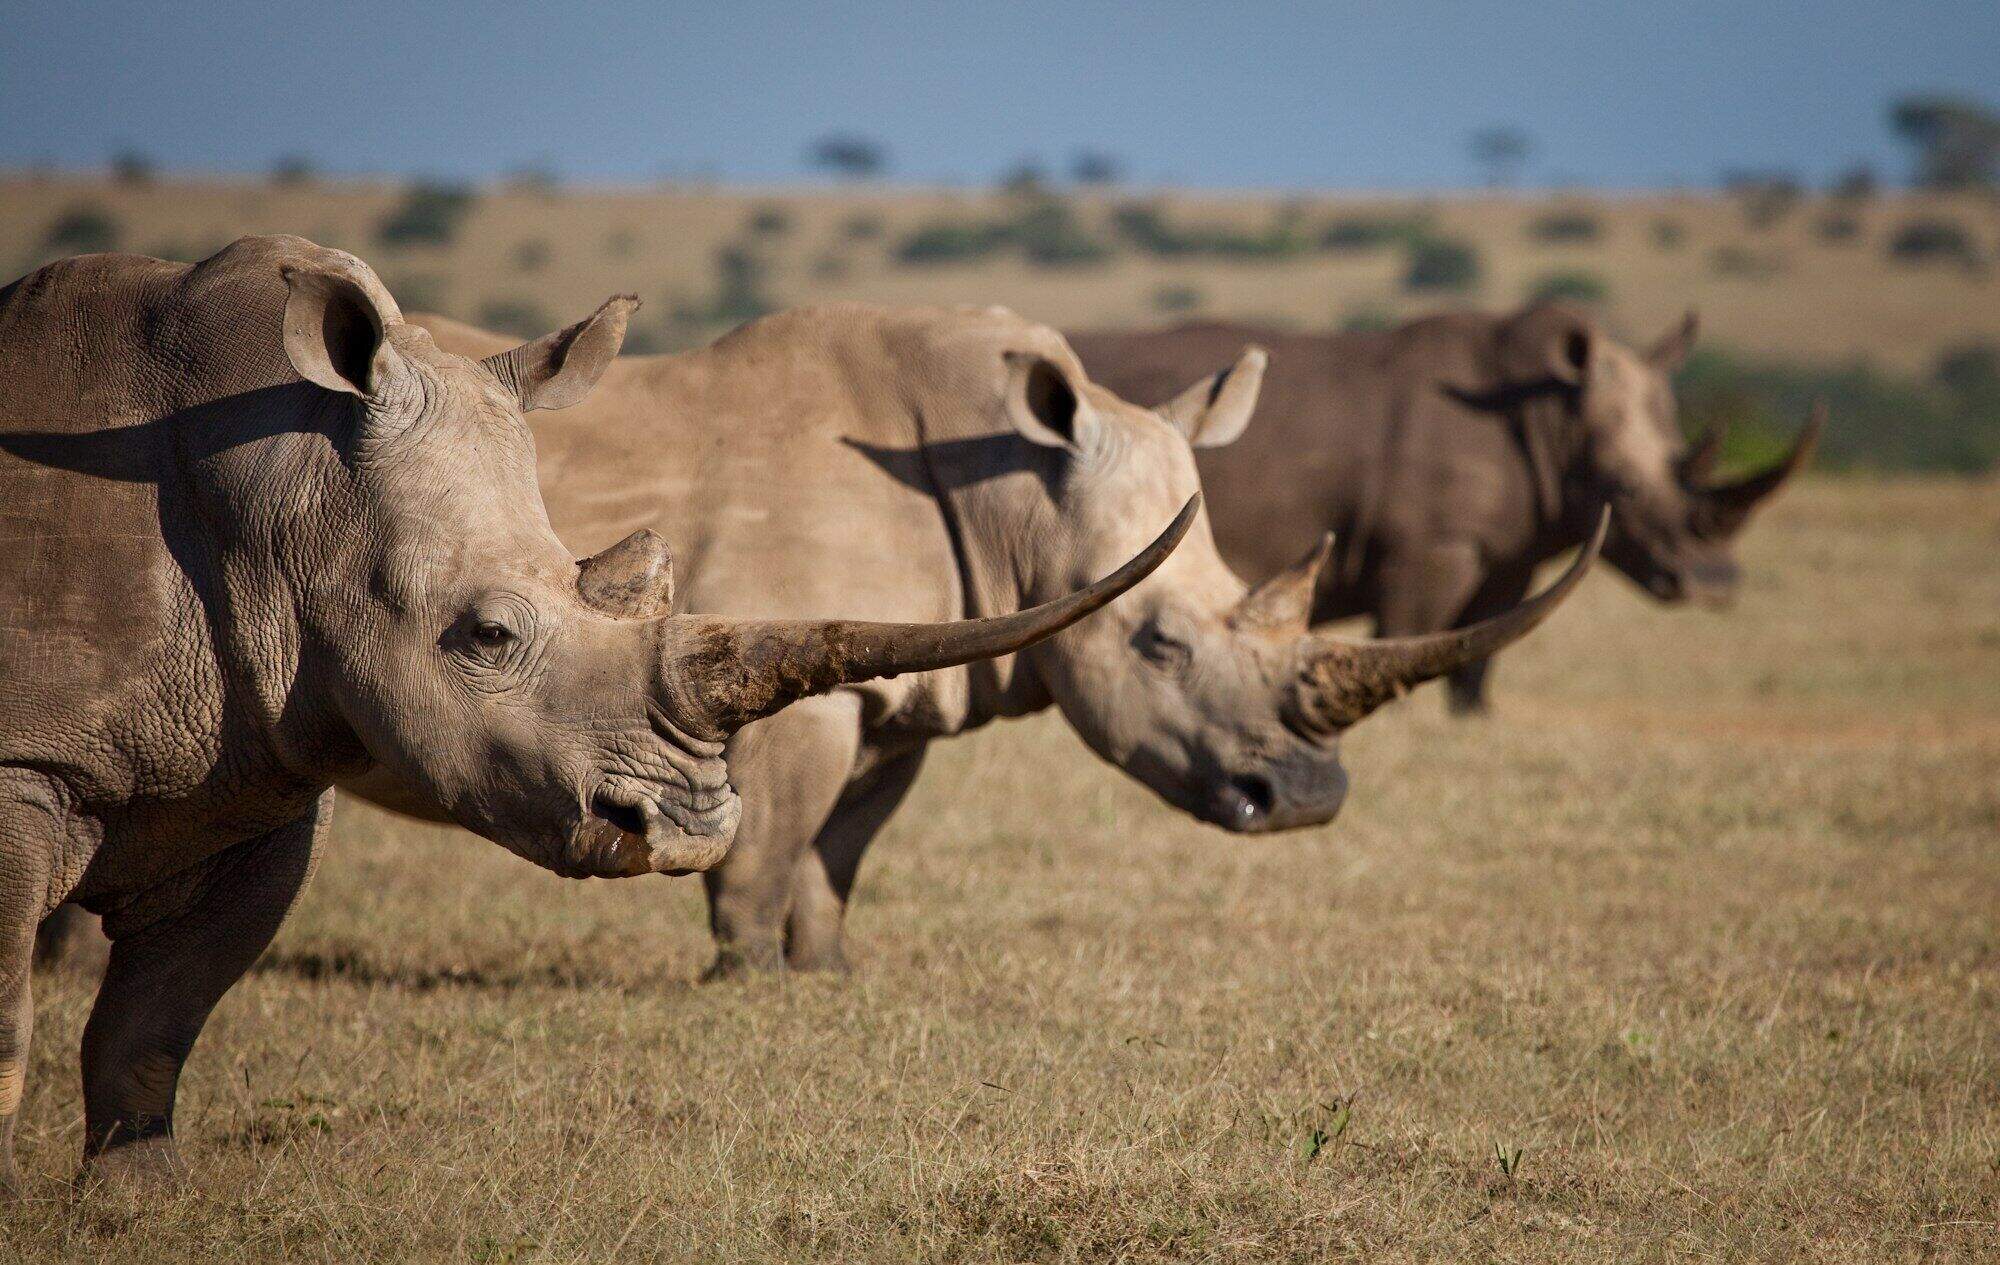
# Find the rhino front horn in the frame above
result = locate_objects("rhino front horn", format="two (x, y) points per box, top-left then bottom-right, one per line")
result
(1289, 509), (1607, 732)
(665, 495), (1200, 740)
(1696, 401), (1824, 538)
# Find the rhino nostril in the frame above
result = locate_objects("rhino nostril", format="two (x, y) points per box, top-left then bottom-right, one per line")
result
(1229, 773), (1275, 823)
(589, 789), (648, 837)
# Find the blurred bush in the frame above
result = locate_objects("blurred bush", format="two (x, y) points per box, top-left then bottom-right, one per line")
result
(1650, 218), (1687, 250)
(377, 181), (476, 247)
(1527, 208), (1601, 243)
(1886, 216), (1982, 269)
(1151, 283), (1204, 314)
(893, 217), (1011, 264)
(747, 204), (791, 236)
(1402, 236), (1481, 292)
(1678, 346), (1999, 473)
(42, 204), (121, 254)
(513, 238), (551, 272)
(1813, 211), (1862, 244)
(1526, 268), (1609, 304)
(476, 297), (556, 340)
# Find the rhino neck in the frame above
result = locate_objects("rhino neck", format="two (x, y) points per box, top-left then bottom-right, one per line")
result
(169, 388), (376, 790)
(905, 409), (1056, 729)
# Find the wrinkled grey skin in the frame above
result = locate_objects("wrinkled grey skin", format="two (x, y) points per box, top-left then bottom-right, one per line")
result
(347, 303), (1596, 978)
(3, 242), (1176, 1193)
(1073, 304), (1818, 712)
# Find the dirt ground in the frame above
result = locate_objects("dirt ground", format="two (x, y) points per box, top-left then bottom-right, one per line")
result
(4, 475), (1995, 1261)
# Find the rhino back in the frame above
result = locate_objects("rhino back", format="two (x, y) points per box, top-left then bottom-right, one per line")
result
(451, 308), (965, 631)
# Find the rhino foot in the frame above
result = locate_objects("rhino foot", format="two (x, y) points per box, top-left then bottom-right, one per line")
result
(78, 1136), (189, 1200)
(701, 941), (789, 982)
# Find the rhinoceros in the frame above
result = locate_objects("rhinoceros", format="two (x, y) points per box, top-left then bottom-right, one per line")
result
(343, 302), (1600, 978)
(0, 241), (1182, 1191)
(1071, 305), (1819, 712)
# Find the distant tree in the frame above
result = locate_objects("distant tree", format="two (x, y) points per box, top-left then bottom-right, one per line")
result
(747, 203), (791, 235)
(1889, 95), (2000, 190)
(998, 159), (1048, 196)
(806, 133), (888, 180)
(1469, 126), (1532, 188)
(109, 147), (154, 185)
(1069, 149), (1122, 185)
(1526, 268), (1609, 304)
(270, 153), (315, 186)
(1886, 216), (1982, 268)
(1829, 163), (1877, 201)
(1722, 170), (1804, 229)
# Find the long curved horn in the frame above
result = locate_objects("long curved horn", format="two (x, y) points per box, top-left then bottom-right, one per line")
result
(665, 496), (1200, 740)
(1290, 509), (1607, 733)
(1678, 417), (1728, 486)
(1697, 402), (1824, 538)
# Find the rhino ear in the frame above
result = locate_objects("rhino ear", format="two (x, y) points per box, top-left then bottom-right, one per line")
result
(483, 295), (639, 413)
(1546, 324), (1594, 387)
(1004, 351), (1100, 451)
(1647, 310), (1699, 373)
(281, 264), (403, 398)
(1157, 346), (1266, 449)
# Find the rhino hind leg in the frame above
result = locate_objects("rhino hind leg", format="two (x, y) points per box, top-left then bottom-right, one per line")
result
(701, 695), (864, 981)
(785, 748), (928, 973)
(1374, 541), (1491, 717)
(78, 796), (327, 1190)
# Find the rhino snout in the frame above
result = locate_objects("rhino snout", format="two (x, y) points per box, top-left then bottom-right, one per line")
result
(578, 774), (742, 876)
(1201, 762), (1348, 834)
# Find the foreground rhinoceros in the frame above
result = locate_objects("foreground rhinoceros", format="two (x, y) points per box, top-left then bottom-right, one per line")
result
(0, 241), (1184, 1191)
(1072, 305), (1819, 712)
(348, 302), (1599, 977)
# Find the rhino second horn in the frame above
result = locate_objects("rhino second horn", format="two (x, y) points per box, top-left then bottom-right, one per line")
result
(1698, 401), (1824, 537)
(577, 528), (675, 618)
(1229, 533), (1332, 634)
(1290, 509), (1608, 732)
(668, 495), (1201, 740)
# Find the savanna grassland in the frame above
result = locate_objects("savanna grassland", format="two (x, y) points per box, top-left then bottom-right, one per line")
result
(4, 175), (1998, 373)
(2, 175), (1998, 1260)
(4, 480), (1997, 1260)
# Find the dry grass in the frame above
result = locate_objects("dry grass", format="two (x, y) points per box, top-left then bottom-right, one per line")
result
(4, 175), (1997, 372)
(4, 475), (1996, 1261)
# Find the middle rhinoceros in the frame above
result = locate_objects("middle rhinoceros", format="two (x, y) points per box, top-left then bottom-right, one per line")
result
(350, 303), (1600, 976)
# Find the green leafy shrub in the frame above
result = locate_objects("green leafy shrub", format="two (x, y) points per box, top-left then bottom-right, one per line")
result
(1402, 236), (1481, 292)
(377, 181), (476, 246)
(42, 204), (121, 254)
(1526, 269), (1609, 304)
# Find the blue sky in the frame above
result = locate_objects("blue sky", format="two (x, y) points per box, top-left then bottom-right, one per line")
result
(1, 1), (1992, 189)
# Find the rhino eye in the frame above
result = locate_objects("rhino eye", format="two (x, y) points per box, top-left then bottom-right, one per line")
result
(472, 621), (514, 647)
(1136, 625), (1192, 672)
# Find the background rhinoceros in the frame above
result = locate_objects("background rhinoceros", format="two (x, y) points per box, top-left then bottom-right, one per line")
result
(1072, 305), (1818, 712)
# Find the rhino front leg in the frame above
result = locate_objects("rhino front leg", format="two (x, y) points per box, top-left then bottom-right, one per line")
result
(703, 694), (861, 980)
(1, 772), (67, 1198)
(1443, 565), (1535, 715)
(1375, 541), (1490, 714)
(78, 794), (327, 1189)
(785, 748), (927, 973)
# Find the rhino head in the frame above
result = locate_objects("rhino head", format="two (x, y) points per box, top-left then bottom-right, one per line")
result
(992, 342), (1599, 833)
(1502, 305), (1820, 606)
(278, 258), (1188, 877)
